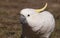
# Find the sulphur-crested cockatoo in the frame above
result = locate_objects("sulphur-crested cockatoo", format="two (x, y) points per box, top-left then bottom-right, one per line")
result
(20, 3), (55, 38)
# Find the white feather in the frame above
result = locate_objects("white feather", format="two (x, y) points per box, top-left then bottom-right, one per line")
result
(20, 8), (55, 38)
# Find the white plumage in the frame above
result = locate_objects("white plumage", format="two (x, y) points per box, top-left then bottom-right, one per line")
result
(20, 8), (55, 38)
(20, 3), (55, 38)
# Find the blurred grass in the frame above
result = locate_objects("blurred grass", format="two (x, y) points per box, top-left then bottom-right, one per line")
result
(0, 0), (60, 38)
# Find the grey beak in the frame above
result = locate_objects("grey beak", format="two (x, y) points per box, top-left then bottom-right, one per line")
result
(20, 14), (27, 24)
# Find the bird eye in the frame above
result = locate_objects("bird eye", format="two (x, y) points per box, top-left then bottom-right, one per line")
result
(27, 14), (30, 17)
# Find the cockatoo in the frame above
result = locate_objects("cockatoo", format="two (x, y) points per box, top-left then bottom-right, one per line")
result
(20, 3), (55, 38)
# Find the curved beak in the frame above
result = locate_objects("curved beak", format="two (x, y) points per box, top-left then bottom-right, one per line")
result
(35, 3), (47, 13)
(20, 14), (26, 24)
(20, 14), (27, 24)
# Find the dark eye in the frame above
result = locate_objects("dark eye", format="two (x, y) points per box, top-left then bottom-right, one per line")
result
(27, 14), (30, 17)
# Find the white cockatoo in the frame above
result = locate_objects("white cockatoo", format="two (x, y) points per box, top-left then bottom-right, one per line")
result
(20, 3), (55, 38)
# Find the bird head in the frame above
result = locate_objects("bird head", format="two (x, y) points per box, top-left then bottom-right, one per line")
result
(20, 3), (47, 17)
(20, 3), (47, 24)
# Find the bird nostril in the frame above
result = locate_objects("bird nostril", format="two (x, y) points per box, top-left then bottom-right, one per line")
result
(20, 14), (25, 17)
